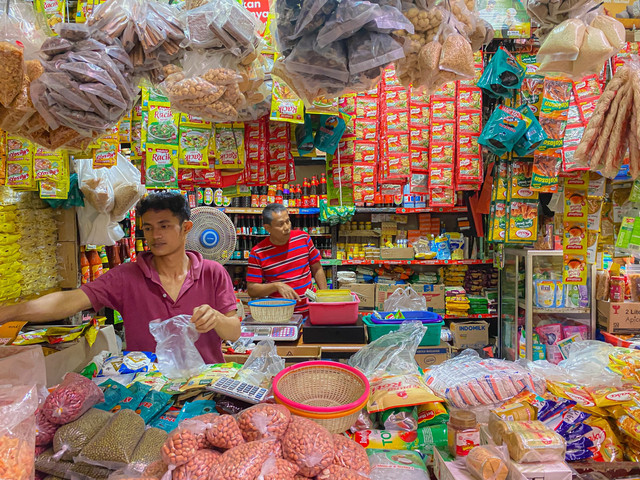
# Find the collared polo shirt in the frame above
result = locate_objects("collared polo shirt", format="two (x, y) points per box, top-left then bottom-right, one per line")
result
(81, 250), (237, 364)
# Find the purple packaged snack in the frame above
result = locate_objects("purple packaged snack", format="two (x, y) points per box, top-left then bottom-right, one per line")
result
(562, 325), (589, 340)
(566, 436), (594, 450)
(562, 422), (592, 440)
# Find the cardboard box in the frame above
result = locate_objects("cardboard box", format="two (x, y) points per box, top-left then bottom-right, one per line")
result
(55, 208), (77, 243)
(597, 300), (640, 334)
(415, 342), (451, 369)
(57, 241), (79, 289)
(375, 284), (445, 312)
(344, 283), (375, 310)
(380, 247), (414, 260)
(225, 345), (321, 366)
(509, 460), (572, 480)
(451, 321), (489, 349)
(43, 325), (120, 387)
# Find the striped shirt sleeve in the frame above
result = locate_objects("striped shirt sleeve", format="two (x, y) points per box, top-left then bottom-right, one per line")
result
(307, 235), (321, 265)
(246, 250), (263, 283)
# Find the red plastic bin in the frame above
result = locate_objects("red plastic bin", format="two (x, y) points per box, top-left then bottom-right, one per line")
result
(308, 294), (360, 325)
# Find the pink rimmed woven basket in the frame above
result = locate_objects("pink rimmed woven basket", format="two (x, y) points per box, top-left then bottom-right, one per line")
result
(272, 361), (370, 433)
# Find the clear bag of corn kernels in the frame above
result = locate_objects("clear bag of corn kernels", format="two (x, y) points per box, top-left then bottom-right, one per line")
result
(0, 385), (39, 480)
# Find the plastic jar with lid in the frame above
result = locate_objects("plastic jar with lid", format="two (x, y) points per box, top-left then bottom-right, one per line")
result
(610, 276), (625, 302)
(447, 409), (479, 457)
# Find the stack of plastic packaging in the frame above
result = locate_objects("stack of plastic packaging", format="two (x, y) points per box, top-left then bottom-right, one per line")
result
(13, 196), (58, 297)
(0, 187), (23, 303)
(445, 286), (470, 317)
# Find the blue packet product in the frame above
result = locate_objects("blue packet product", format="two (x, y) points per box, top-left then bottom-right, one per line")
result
(478, 105), (531, 156)
(112, 382), (151, 412)
(100, 351), (157, 375)
(477, 47), (525, 98)
(177, 400), (218, 423)
(563, 422), (592, 440)
(94, 379), (129, 411)
(514, 105), (548, 157)
(556, 410), (591, 437)
(566, 448), (593, 462)
(135, 389), (174, 424)
(150, 406), (181, 433)
(566, 436), (594, 450)
(314, 115), (346, 155)
(434, 235), (450, 260)
(295, 114), (315, 155)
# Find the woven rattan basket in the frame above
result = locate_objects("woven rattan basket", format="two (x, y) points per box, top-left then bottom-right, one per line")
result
(272, 361), (370, 433)
(247, 298), (296, 323)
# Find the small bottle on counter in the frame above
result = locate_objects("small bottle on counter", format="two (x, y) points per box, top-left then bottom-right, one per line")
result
(610, 276), (625, 302)
(448, 409), (479, 458)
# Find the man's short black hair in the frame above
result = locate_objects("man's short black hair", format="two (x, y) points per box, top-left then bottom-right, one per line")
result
(263, 203), (287, 225)
(137, 192), (190, 224)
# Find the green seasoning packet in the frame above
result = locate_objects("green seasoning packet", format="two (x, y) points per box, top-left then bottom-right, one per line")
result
(146, 145), (179, 189)
(178, 125), (211, 169)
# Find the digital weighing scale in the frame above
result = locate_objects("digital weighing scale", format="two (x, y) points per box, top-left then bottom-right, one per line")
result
(240, 315), (303, 341)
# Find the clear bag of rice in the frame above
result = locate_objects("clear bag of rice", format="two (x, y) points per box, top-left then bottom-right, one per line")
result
(436, 14), (474, 78)
(537, 18), (586, 62)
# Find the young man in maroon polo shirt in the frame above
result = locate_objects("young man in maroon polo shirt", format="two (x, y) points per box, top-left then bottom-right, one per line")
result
(247, 203), (327, 316)
(0, 192), (240, 364)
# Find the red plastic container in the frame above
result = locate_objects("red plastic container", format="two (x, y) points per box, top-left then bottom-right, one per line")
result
(308, 294), (360, 325)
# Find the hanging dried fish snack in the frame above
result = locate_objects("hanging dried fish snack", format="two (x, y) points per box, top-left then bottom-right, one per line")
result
(88, 0), (185, 77)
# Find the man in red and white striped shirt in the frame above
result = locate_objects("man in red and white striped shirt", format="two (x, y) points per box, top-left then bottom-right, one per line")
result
(247, 204), (327, 316)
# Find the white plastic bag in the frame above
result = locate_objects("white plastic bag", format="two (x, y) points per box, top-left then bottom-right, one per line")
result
(76, 202), (124, 246)
(383, 286), (427, 311)
(0, 384), (39, 480)
(348, 321), (426, 378)
(109, 154), (145, 221)
(75, 158), (114, 214)
(235, 339), (285, 388)
(149, 315), (205, 379)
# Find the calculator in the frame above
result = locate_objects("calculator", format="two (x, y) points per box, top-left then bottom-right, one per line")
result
(207, 377), (269, 404)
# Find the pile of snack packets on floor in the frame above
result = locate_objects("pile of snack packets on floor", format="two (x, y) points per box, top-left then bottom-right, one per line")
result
(3, 321), (640, 480)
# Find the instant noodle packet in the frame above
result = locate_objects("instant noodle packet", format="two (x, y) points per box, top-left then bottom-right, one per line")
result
(367, 375), (443, 413)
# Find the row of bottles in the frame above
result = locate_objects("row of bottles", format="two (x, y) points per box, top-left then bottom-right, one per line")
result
(232, 236), (333, 260)
(249, 175), (328, 208)
(233, 214), (331, 236)
(227, 267), (334, 292)
(80, 239), (138, 284)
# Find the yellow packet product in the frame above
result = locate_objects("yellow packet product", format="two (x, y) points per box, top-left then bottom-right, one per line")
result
(180, 362), (242, 391)
(617, 415), (640, 443)
(129, 372), (170, 391)
(563, 254), (587, 285)
(547, 381), (596, 407)
(148, 102), (179, 147)
(417, 402), (449, 426)
(178, 125), (210, 169)
(584, 416), (624, 462)
(93, 126), (119, 168)
(146, 145), (178, 189)
(0, 321), (27, 346)
(507, 200), (538, 243)
(306, 96), (339, 115)
(587, 386), (640, 408)
(367, 374), (443, 413)
(119, 113), (132, 144)
(563, 188), (588, 223)
(213, 123), (245, 169)
(179, 113), (212, 128)
(6, 154), (35, 190)
(563, 222), (587, 255)
(270, 75), (304, 124)
(34, 150), (67, 182)
(39, 178), (69, 200)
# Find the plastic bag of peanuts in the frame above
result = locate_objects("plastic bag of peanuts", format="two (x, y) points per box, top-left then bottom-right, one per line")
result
(237, 404), (292, 441)
(317, 464), (369, 480)
(282, 416), (336, 477)
(0, 385), (39, 480)
(202, 414), (245, 449)
(41, 372), (105, 425)
(160, 425), (200, 477)
(332, 434), (371, 475)
(257, 456), (300, 480)
(209, 438), (282, 480)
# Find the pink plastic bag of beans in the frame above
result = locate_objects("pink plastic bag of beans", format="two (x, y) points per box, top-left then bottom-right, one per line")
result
(35, 409), (59, 446)
(42, 372), (105, 425)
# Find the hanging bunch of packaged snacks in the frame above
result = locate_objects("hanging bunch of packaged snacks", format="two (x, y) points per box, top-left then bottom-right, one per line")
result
(272, 0), (410, 103)
(87, 0), (185, 80)
(478, 47), (525, 98)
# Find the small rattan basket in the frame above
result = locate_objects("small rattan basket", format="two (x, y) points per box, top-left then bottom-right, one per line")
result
(272, 361), (370, 434)
(247, 298), (296, 323)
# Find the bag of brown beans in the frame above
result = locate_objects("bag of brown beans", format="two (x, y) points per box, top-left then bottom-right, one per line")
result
(282, 416), (335, 478)
(258, 456), (299, 480)
(316, 464), (369, 480)
(161, 426), (199, 475)
(36, 409), (59, 446)
(203, 414), (245, 449)
(237, 404), (292, 442)
(172, 449), (220, 480)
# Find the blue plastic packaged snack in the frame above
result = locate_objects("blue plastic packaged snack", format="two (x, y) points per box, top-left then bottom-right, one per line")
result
(314, 115), (346, 155)
(566, 448), (593, 461)
(100, 351), (157, 375)
(150, 406), (181, 432)
(556, 410), (591, 437)
(136, 389), (173, 424)
(177, 400), (218, 423)
(478, 47), (525, 98)
(478, 106), (531, 156)
(514, 105), (548, 156)
(566, 436), (594, 450)
(434, 235), (450, 260)
(563, 422), (592, 440)
(95, 379), (129, 411)
(112, 382), (151, 412)
(295, 114), (315, 155)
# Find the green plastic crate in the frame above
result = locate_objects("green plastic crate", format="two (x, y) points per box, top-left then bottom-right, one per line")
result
(363, 318), (444, 346)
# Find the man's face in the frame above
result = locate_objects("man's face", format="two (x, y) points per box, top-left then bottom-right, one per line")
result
(141, 209), (193, 257)
(265, 210), (291, 243)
